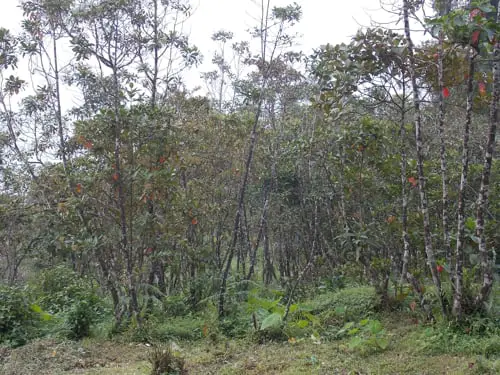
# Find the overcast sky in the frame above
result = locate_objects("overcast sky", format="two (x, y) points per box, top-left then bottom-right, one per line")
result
(0, 0), (393, 64)
(0, 0), (420, 100)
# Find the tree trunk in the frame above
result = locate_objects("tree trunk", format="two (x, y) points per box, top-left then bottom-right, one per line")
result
(475, 5), (500, 307)
(437, 21), (452, 267)
(402, 0), (446, 317)
(453, 52), (476, 318)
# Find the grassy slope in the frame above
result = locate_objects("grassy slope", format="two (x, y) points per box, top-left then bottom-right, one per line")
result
(2, 315), (497, 375)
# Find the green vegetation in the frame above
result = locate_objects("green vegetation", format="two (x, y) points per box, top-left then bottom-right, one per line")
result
(1, 287), (499, 374)
(1, 0), (500, 373)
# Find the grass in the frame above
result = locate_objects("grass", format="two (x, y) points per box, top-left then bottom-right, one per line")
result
(1, 284), (498, 374)
(2, 313), (498, 375)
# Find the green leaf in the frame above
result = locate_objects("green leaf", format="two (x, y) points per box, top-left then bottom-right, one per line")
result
(296, 319), (309, 328)
(335, 306), (346, 315)
(348, 336), (363, 349)
(348, 328), (359, 335)
(302, 311), (320, 325)
(30, 304), (42, 313)
(260, 312), (282, 330)
(360, 318), (370, 326)
(369, 320), (383, 334)
(289, 304), (299, 314)
(376, 337), (389, 350)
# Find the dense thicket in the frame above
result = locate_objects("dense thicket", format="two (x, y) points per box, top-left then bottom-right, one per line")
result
(0, 0), (499, 342)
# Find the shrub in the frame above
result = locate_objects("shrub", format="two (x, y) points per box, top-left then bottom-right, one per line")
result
(0, 285), (40, 347)
(163, 295), (189, 318)
(309, 287), (380, 321)
(29, 266), (105, 340)
(153, 317), (203, 341)
(336, 318), (389, 354)
(417, 320), (500, 356)
(330, 287), (380, 319)
(149, 345), (186, 375)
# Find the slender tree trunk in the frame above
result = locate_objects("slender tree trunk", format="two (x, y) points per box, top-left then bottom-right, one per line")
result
(0, 97), (37, 180)
(218, 0), (279, 317)
(437, 23), (451, 267)
(247, 191), (269, 280)
(475, 6), (500, 306)
(218, 103), (263, 317)
(399, 76), (412, 284)
(151, 0), (159, 107)
(453, 52), (476, 318)
(403, 0), (446, 317)
(112, 60), (138, 320)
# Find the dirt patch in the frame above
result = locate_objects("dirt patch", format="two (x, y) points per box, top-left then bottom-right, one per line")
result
(0, 339), (150, 375)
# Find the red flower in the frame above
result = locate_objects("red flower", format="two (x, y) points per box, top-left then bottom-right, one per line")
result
(442, 87), (450, 98)
(408, 176), (417, 187)
(75, 183), (83, 194)
(478, 82), (487, 96)
(436, 265), (444, 273)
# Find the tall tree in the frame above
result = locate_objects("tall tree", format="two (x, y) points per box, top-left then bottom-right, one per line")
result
(403, 0), (446, 317)
(218, 0), (302, 317)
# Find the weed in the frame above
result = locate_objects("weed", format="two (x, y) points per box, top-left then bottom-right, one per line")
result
(149, 345), (186, 375)
(337, 318), (389, 354)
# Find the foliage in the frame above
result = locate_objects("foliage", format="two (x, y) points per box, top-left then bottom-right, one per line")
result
(337, 318), (390, 354)
(29, 266), (106, 339)
(126, 315), (205, 343)
(149, 345), (186, 375)
(417, 319), (500, 356)
(163, 295), (190, 318)
(0, 0), (498, 354)
(0, 285), (42, 347)
(309, 287), (380, 321)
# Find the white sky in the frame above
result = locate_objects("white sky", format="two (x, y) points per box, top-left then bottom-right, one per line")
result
(0, 0), (392, 79)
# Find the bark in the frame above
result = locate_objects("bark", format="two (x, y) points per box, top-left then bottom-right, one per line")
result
(399, 74), (412, 284)
(403, 0), (446, 317)
(475, 6), (500, 307)
(0, 95), (37, 180)
(282, 203), (318, 323)
(453, 52), (476, 318)
(246, 191), (269, 280)
(218, 101), (264, 317)
(437, 23), (452, 267)
(218, 0), (282, 317)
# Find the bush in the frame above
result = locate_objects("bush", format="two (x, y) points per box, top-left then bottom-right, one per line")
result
(309, 287), (380, 321)
(417, 321), (500, 356)
(29, 266), (106, 340)
(0, 285), (40, 347)
(163, 295), (189, 318)
(149, 345), (186, 375)
(336, 318), (389, 354)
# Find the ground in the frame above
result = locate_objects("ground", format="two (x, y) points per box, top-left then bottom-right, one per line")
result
(0, 316), (497, 375)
